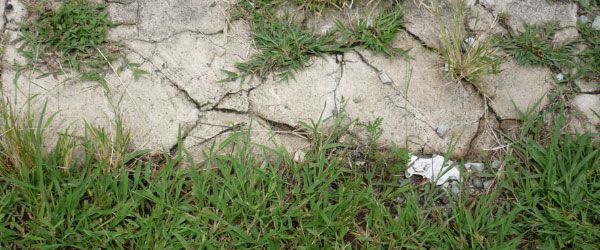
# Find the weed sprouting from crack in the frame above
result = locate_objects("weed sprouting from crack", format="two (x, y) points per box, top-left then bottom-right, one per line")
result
(222, 14), (347, 82)
(337, 5), (412, 58)
(574, 20), (600, 81)
(495, 20), (600, 83)
(15, 0), (146, 85)
(294, 0), (352, 11)
(494, 22), (574, 70)
(224, 0), (410, 82)
(434, 0), (501, 95)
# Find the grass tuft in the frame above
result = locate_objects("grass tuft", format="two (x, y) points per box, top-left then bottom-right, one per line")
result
(503, 105), (600, 248)
(574, 20), (600, 81)
(223, 15), (346, 82)
(494, 22), (574, 70)
(337, 5), (411, 57)
(435, 0), (501, 94)
(16, 0), (143, 83)
(225, 1), (410, 82)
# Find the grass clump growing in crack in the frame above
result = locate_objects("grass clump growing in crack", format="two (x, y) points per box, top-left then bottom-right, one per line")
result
(16, 0), (144, 83)
(223, 15), (346, 82)
(225, 1), (410, 82)
(294, 0), (351, 11)
(435, 0), (501, 94)
(337, 5), (411, 57)
(574, 20), (600, 81)
(494, 22), (574, 70)
(495, 20), (600, 82)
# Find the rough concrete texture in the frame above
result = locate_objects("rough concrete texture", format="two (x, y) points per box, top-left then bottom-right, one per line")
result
(404, 0), (452, 50)
(338, 33), (484, 156)
(1, 31), (200, 150)
(481, 59), (555, 120)
(249, 56), (340, 127)
(183, 111), (310, 160)
(1, 0), (595, 160)
(483, 0), (577, 32)
(572, 94), (600, 129)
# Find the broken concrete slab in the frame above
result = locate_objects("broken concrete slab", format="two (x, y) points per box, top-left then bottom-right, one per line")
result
(1, 33), (200, 151)
(248, 56), (340, 127)
(481, 59), (554, 120)
(107, 1), (138, 25)
(403, 0), (450, 50)
(1, 0), (580, 163)
(124, 21), (257, 111)
(486, 0), (578, 32)
(183, 111), (310, 161)
(2, 0), (27, 31)
(337, 32), (484, 157)
(572, 94), (600, 129)
(467, 5), (506, 39)
(136, 0), (228, 41)
(215, 91), (250, 113)
(575, 79), (600, 93)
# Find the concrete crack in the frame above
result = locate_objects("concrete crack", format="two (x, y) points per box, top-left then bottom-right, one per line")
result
(125, 29), (224, 44)
(168, 114), (202, 155)
(185, 123), (246, 150)
(333, 54), (344, 114)
(354, 50), (439, 132)
(126, 49), (208, 112)
(401, 27), (440, 53)
(1, 0), (10, 34)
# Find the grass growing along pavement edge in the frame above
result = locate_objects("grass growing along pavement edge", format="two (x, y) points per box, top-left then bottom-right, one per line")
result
(16, 0), (145, 84)
(224, 0), (410, 82)
(0, 96), (598, 248)
(495, 19), (600, 83)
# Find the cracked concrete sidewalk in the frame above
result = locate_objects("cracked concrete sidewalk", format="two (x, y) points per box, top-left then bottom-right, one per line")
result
(0, 0), (597, 160)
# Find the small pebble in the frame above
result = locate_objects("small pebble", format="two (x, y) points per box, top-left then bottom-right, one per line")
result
(378, 71), (393, 85)
(480, 0), (494, 8)
(293, 150), (306, 163)
(491, 160), (501, 169)
(556, 73), (564, 81)
(436, 125), (449, 137)
(450, 182), (460, 197)
(592, 16), (600, 31)
(466, 162), (485, 172)
(579, 15), (589, 23)
(471, 177), (484, 189)
(483, 180), (494, 189)
(463, 37), (476, 48)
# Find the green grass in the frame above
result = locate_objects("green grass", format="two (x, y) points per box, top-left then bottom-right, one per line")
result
(574, 20), (600, 81)
(495, 20), (600, 83)
(222, 15), (346, 82)
(337, 5), (411, 57)
(294, 0), (350, 11)
(16, 0), (144, 83)
(502, 105), (600, 248)
(1, 94), (598, 248)
(434, 0), (501, 94)
(494, 22), (574, 70)
(224, 1), (409, 82)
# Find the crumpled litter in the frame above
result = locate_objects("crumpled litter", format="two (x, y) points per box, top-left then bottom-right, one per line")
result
(405, 154), (461, 185)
